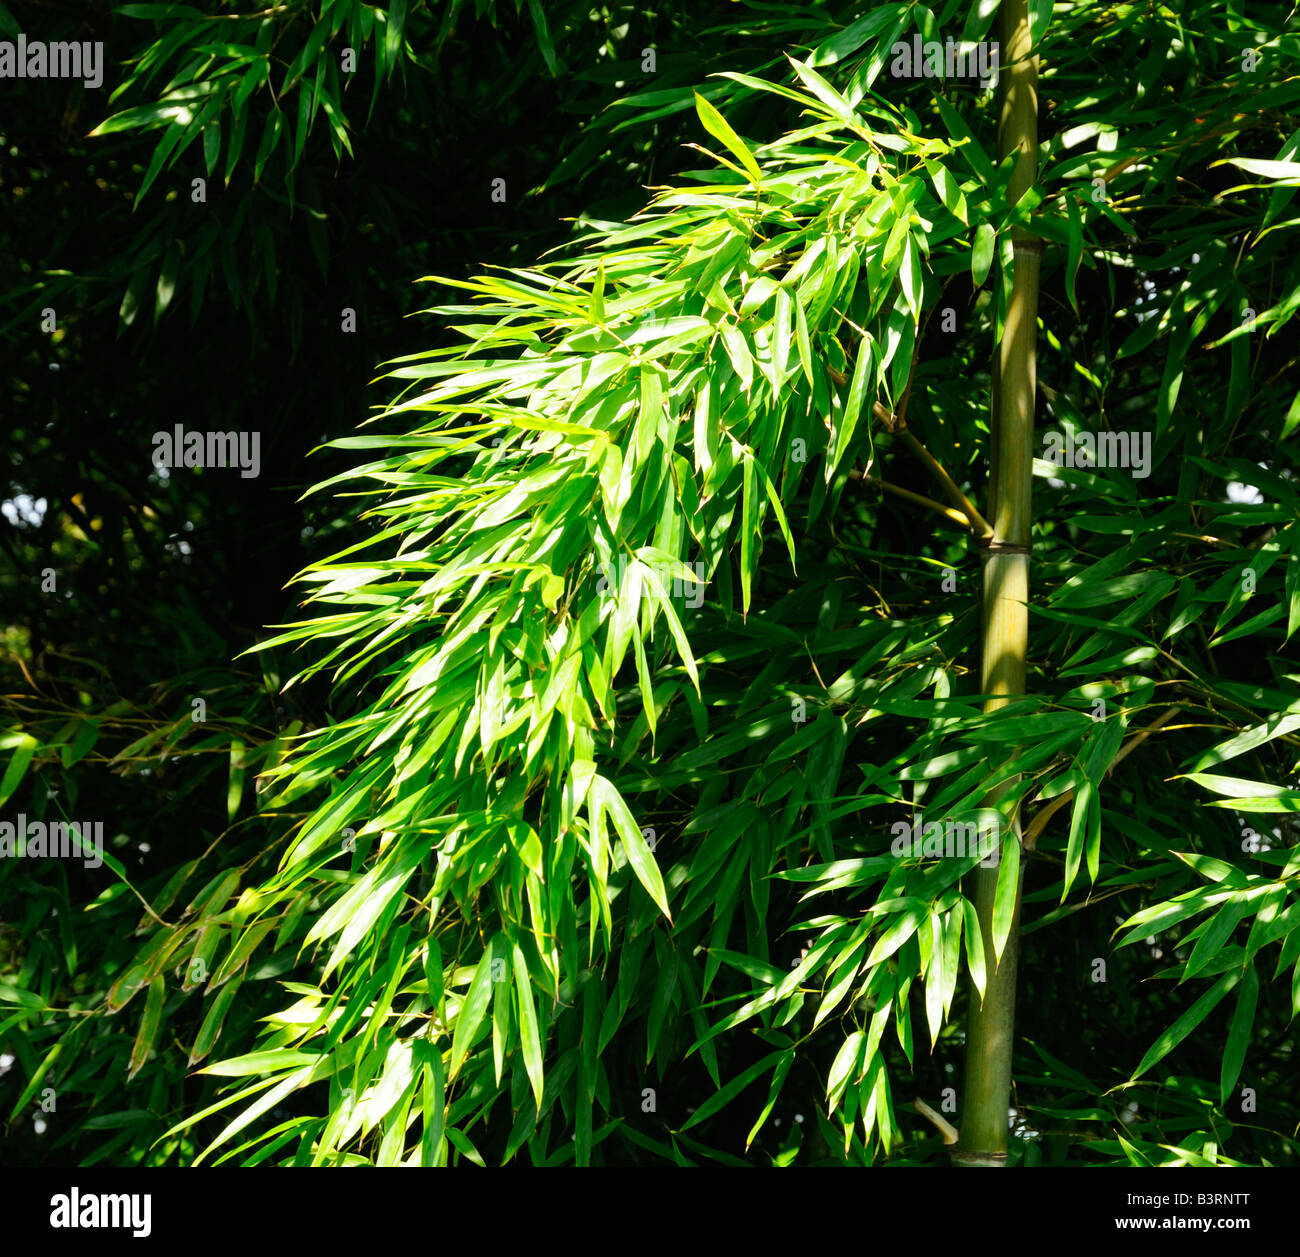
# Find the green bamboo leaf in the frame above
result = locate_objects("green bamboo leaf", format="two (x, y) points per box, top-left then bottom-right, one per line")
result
(512, 945), (544, 1108)
(693, 93), (762, 187)
(384, 0), (407, 77)
(785, 55), (861, 131)
(197, 1063), (328, 1165)
(646, 947), (679, 1064)
(306, 837), (425, 977)
(825, 1030), (865, 1109)
(636, 364), (664, 464)
(1201, 795), (1300, 814)
(925, 161), (968, 225)
(809, 6), (908, 66)
(961, 896), (987, 1002)
(200, 1049), (325, 1077)
(190, 976), (244, 1066)
(1283, 386), (1300, 442)
(1170, 851), (1247, 886)
(745, 1049), (795, 1149)
(1156, 293), (1191, 436)
(202, 118), (221, 177)
(62, 717), (100, 769)
(128, 976), (166, 1081)
(1182, 898), (1254, 983)
(1062, 778), (1098, 897)
(367, 1040), (417, 1131)
(226, 738), (246, 822)
(640, 561), (701, 692)
(865, 905), (925, 969)
(828, 332), (874, 481)
(1065, 194), (1083, 313)
(720, 325), (753, 391)
(711, 950), (786, 985)
(446, 1125), (486, 1167)
(252, 109), (282, 184)
(1028, 0), (1053, 46)
(1182, 773), (1298, 801)
(1284, 529), (1300, 639)
(771, 286), (792, 385)
(794, 298), (815, 388)
(924, 912), (945, 1046)
(89, 101), (189, 138)
(7, 1040), (62, 1123)
(293, 76), (312, 165)
(934, 94), (995, 184)
(418, 1039), (446, 1166)
(899, 236), (923, 319)
(962, 711), (1091, 741)
(134, 118), (190, 208)
(0, 733), (38, 807)
(1114, 892), (1216, 948)
(740, 451), (757, 612)
(0, 983), (45, 1011)
(1131, 970), (1239, 1081)
(813, 937), (869, 1030)
(526, 0), (557, 76)
(1192, 714), (1300, 774)
(992, 831), (1019, 962)
(756, 457), (797, 571)
(590, 259), (605, 325)
(590, 776), (671, 919)
(971, 223), (996, 286)
(681, 1050), (786, 1131)
(1220, 962), (1258, 1104)
(1216, 157), (1300, 182)
(449, 943), (497, 1080)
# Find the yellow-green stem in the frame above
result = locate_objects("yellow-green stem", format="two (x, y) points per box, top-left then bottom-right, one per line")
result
(953, 0), (1040, 1168)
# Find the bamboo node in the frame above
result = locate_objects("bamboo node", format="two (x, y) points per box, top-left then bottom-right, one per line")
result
(950, 1149), (1009, 1166)
(977, 537), (1032, 555)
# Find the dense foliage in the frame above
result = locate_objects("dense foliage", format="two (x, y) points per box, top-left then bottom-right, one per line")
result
(3, 0), (1299, 1167)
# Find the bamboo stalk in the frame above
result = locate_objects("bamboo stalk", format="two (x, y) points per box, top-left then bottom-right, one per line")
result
(953, 0), (1041, 1169)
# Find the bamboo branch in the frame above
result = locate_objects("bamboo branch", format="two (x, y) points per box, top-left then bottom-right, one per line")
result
(838, 386), (994, 538)
(872, 398), (899, 428)
(852, 471), (972, 527)
(1022, 705), (1186, 851)
(898, 429), (995, 539)
(914, 1098), (961, 1145)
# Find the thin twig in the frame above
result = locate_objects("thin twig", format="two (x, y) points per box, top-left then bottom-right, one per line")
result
(827, 355), (992, 538)
(852, 471), (971, 528)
